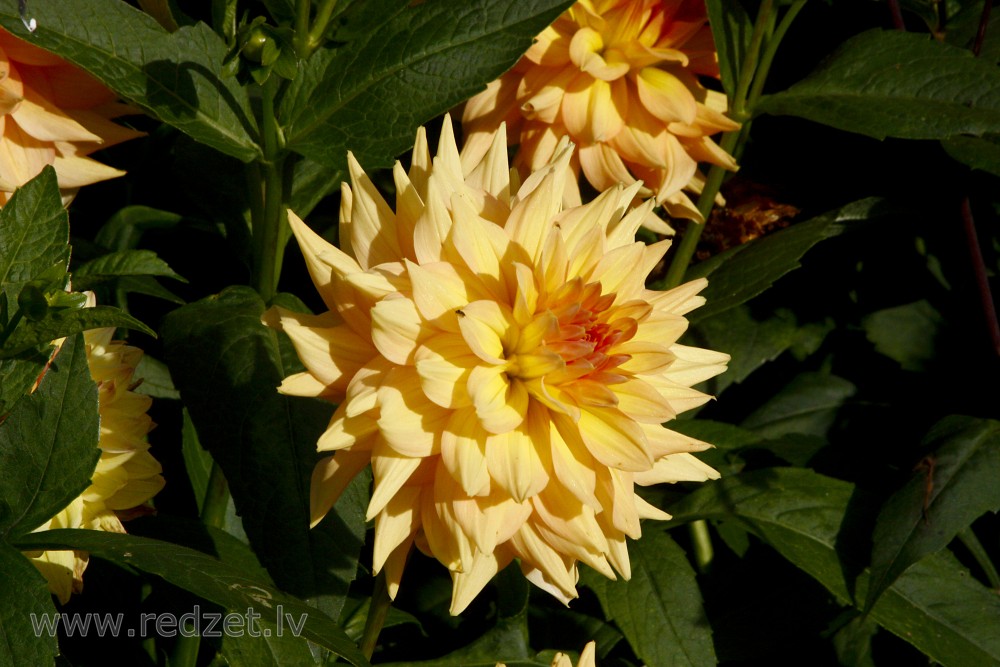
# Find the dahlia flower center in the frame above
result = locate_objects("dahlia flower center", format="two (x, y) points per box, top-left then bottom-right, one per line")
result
(514, 279), (635, 385)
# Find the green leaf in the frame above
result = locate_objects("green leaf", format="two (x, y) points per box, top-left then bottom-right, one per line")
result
(668, 468), (1000, 666)
(378, 566), (541, 667)
(13, 529), (369, 667)
(181, 408), (212, 515)
(741, 372), (856, 439)
(705, 0), (753, 99)
(341, 598), (423, 643)
(0, 335), (99, 540)
(127, 515), (315, 667)
(0, 542), (59, 667)
(281, 0), (573, 171)
(94, 206), (186, 252)
(862, 299), (944, 371)
(691, 305), (831, 394)
(0, 0), (261, 162)
(117, 276), (186, 305)
(0, 167), (68, 308)
(0, 306), (156, 358)
(831, 614), (878, 667)
(865, 416), (1000, 613)
(942, 134), (1000, 178)
(73, 250), (186, 285)
(581, 530), (715, 667)
(161, 286), (367, 621)
(685, 198), (891, 323)
(0, 349), (51, 418)
(132, 354), (180, 400)
(756, 29), (1000, 140)
(670, 419), (826, 469)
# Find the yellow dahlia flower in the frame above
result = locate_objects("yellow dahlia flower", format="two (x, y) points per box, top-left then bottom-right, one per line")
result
(498, 641), (597, 667)
(0, 27), (142, 205)
(30, 309), (164, 603)
(462, 0), (739, 229)
(265, 116), (727, 614)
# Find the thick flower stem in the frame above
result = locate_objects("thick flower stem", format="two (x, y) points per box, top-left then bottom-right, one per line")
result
(663, 0), (806, 289)
(360, 572), (392, 660)
(253, 78), (287, 302)
(293, 0), (311, 58)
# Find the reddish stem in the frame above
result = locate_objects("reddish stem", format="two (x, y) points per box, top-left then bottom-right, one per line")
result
(960, 197), (1000, 357)
(887, 0), (906, 30)
(973, 0), (993, 56)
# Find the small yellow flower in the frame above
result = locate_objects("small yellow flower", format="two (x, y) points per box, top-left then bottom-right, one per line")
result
(266, 116), (727, 614)
(30, 304), (164, 603)
(498, 641), (597, 667)
(463, 0), (739, 231)
(0, 28), (142, 205)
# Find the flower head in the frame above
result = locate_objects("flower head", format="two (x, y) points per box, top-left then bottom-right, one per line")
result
(0, 28), (142, 205)
(462, 0), (739, 229)
(30, 309), (164, 603)
(498, 641), (597, 667)
(265, 116), (727, 614)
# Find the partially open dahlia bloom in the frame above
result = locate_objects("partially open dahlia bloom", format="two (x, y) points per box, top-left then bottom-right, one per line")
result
(30, 317), (164, 603)
(463, 0), (739, 229)
(265, 116), (728, 614)
(0, 27), (142, 205)
(498, 641), (596, 667)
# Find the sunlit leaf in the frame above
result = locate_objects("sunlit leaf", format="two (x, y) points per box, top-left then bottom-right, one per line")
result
(0, 335), (98, 540)
(757, 29), (1000, 140)
(0, 306), (156, 358)
(0, 0), (261, 162)
(282, 0), (573, 176)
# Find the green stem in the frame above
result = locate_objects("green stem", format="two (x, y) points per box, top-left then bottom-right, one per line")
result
(292, 0), (311, 59)
(307, 0), (339, 54)
(170, 464), (229, 667)
(731, 0), (774, 120)
(688, 520), (714, 572)
(662, 129), (740, 289)
(746, 1), (807, 112)
(254, 77), (287, 302)
(360, 572), (392, 660)
(662, 0), (807, 289)
(201, 461), (230, 530)
(957, 527), (1000, 591)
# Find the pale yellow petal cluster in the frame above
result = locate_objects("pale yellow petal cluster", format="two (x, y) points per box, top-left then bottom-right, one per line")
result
(267, 116), (727, 614)
(0, 28), (142, 205)
(498, 640), (597, 667)
(29, 315), (164, 603)
(463, 0), (739, 229)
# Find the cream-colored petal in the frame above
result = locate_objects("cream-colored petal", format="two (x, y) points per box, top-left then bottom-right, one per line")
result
(310, 450), (371, 527)
(633, 452), (720, 485)
(468, 365), (528, 434)
(577, 405), (652, 472)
